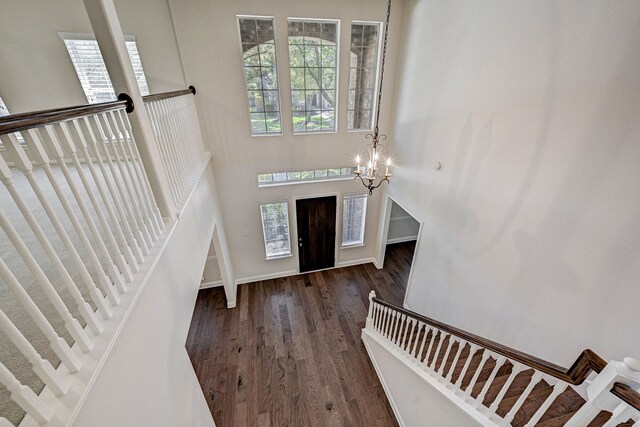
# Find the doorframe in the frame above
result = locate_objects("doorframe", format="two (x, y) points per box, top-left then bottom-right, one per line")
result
(292, 192), (341, 274)
(376, 195), (423, 310)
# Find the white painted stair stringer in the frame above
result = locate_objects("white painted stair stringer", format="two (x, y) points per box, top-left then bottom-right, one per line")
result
(362, 328), (496, 427)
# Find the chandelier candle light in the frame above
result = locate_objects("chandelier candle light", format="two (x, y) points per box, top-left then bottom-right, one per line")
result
(354, 0), (393, 196)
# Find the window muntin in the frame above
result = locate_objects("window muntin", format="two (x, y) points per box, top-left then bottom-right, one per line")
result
(238, 17), (282, 135)
(258, 167), (354, 187)
(61, 35), (149, 103)
(342, 193), (367, 247)
(288, 19), (338, 133)
(260, 201), (292, 258)
(348, 22), (381, 131)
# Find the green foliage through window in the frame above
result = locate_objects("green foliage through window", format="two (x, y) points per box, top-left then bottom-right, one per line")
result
(239, 17), (282, 135)
(288, 19), (338, 133)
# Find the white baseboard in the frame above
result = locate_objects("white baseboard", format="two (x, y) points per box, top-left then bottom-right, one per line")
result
(386, 236), (418, 245)
(235, 269), (298, 285)
(199, 280), (223, 289)
(335, 257), (375, 268)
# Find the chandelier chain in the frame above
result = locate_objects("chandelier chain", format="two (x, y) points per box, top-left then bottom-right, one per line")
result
(374, 0), (392, 135)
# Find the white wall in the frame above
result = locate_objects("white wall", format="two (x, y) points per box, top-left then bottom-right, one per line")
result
(72, 163), (218, 427)
(168, 0), (405, 283)
(387, 201), (420, 243)
(390, 0), (640, 367)
(0, 0), (185, 113)
(364, 335), (481, 427)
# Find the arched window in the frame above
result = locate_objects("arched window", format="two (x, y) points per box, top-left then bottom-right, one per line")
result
(239, 17), (282, 135)
(288, 20), (339, 133)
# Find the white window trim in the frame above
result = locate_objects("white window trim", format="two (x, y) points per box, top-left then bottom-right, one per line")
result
(341, 192), (368, 248)
(236, 15), (284, 137)
(347, 20), (384, 132)
(260, 200), (292, 260)
(287, 17), (341, 135)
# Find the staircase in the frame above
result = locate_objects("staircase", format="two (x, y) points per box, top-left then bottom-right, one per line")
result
(362, 292), (640, 426)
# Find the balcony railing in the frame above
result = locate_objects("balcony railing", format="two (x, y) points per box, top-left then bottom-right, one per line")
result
(0, 87), (209, 426)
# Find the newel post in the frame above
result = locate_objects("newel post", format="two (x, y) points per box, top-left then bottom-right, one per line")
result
(564, 357), (640, 427)
(366, 291), (376, 329)
(83, 0), (177, 219)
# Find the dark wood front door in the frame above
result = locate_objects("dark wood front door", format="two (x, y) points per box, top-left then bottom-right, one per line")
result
(296, 196), (336, 273)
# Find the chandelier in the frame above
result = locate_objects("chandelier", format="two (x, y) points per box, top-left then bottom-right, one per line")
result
(354, 0), (393, 196)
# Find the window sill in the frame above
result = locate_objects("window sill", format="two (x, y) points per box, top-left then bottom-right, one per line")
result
(341, 243), (365, 249)
(265, 253), (293, 261)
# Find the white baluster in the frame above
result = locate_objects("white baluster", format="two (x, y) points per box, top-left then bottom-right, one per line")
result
(403, 319), (415, 353)
(387, 310), (398, 341)
(428, 331), (446, 371)
(22, 127), (123, 303)
(394, 314), (406, 345)
(0, 361), (53, 424)
(82, 116), (142, 267)
(437, 335), (456, 377)
(422, 327), (438, 366)
(114, 110), (162, 237)
(410, 321), (425, 358)
(454, 344), (479, 389)
(446, 339), (466, 383)
(160, 99), (188, 199)
(487, 362), (525, 416)
(164, 98), (189, 196)
(0, 308), (70, 396)
(39, 125), (133, 284)
(104, 111), (152, 252)
(524, 381), (569, 427)
(475, 355), (507, 407)
(464, 350), (491, 397)
(384, 308), (393, 339)
(0, 255), (81, 372)
(501, 371), (543, 426)
(1, 134), (105, 333)
(146, 102), (179, 205)
(70, 116), (150, 256)
(0, 200), (93, 353)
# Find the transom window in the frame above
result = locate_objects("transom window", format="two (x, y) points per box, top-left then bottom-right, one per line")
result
(238, 17), (282, 135)
(288, 19), (339, 133)
(258, 167), (354, 186)
(260, 201), (292, 259)
(342, 193), (367, 247)
(348, 22), (381, 131)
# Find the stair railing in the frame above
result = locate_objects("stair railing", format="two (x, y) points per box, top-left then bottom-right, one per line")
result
(0, 87), (209, 426)
(364, 291), (640, 426)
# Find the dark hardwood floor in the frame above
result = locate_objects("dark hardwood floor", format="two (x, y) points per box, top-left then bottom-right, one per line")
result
(186, 241), (416, 427)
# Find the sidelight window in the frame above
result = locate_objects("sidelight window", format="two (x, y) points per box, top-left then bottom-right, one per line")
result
(260, 201), (292, 259)
(341, 193), (367, 247)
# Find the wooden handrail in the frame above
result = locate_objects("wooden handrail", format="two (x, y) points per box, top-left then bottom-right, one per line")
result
(611, 382), (640, 412)
(373, 298), (606, 385)
(373, 298), (640, 413)
(0, 94), (133, 136)
(142, 86), (196, 104)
